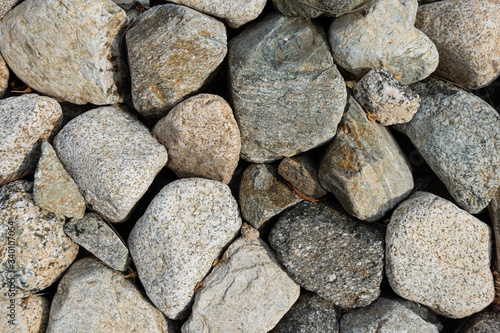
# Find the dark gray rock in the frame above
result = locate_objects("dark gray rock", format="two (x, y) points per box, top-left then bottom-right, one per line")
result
(269, 201), (384, 308)
(278, 154), (327, 198)
(459, 309), (500, 333)
(113, 0), (148, 10)
(395, 78), (500, 214)
(229, 13), (346, 163)
(273, 0), (367, 18)
(488, 189), (500, 271)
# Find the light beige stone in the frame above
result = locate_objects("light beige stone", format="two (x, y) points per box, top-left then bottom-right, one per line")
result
(0, 0), (19, 20)
(0, 53), (8, 98)
(0, 296), (50, 333)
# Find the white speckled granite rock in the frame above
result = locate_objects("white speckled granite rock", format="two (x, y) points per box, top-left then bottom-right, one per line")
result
(0, 181), (79, 298)
(329, 0), (438, 84)
(46, 257), (175, 333)
(273, 0), (368, 18)
(416, 0), (500, 89)
(126, 4), (227, 118)
(0, 94), (62, 186)
(54, 105), (168, 223)
(182, 224), (300, 333)
(167, 0), (266, 28)
(128, 178), (242, 320)
(0, 295), (49, 333)
(0, 53), (8, 98)
(386, 192), (495, 318)
(0, 0), (19, 20)
(0, 0), (128, 105)
(460, 309), (500, 333)
(153, 94), (241, 184)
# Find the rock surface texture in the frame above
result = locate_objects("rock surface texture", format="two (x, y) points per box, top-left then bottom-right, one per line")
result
(386, 192), (495, 318)
(153, 94), (241, 184)
(269, 201), (385, 308)
(128, 178), (242, 320)
(127, 4), (227, 118)
(54, 106), (168, 223)
(460, 309), (500, 333)
(0, 295), (49, 333)
(278, 154), (327, 198)
(395, 79), (500, 214)
(329, 0), (439, 84)
(230, 13), (346, 162)
(416, 0), (500, 89)
(0, 53), (8, 98)
(488, 189), (500, 270)
(0, 0), (19, 20)
(0, 0), (128, 104)
(273, 0), (367, 18)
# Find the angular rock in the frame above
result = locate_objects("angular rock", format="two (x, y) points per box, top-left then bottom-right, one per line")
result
(113, 0), (149, 10)
(152, 94), (241, 184)
(127, 4), (227, 118)
(278, 154), (327, 198)
(352, 68), (420, 125)
(168, 0), (266, 28)
(416, 0), (500, 89)
(182, 224), (300, 332)
(340, 297), (439, 333)
(460, 309), (500, 333)
(229, 13), (346, 163)
(0, 94), (62, 186)
(272, 291), (339, 333)
(54, 105), (168, 223)
(0, 181), (79, 298)
(34, 140), (86, 219)
(239, 164), (302, 229)
(318, 96), (414, 222)
(0, 53), (8, 98)
(0, 295), (49, 333)
(273, 0), (367, 18)
(386, 192), (495, 318)
(269, 201), (385, 308)
(64, 213), (129, 271)
(128, 178), (242, 320)
(328, 0), (439, 84)
(395, 78), (500, 214)
(0, 0), (128, 105)
(488, 189), (500, 270)
(46, 257), (175, 333)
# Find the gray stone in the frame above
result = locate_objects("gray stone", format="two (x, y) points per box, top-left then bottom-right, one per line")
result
(328, 0), (439, 84)
(239, 164), (302, 229)
(46, 257), (175, 333)
(0, 295), (49, 333)
(128, 178), (242, 320)
(127, 4), (227, 118)
(271, 291), (339, 333)
(340, 297), (439, 333)
(152, 94), (241, 184)
(182, 224), (300, 333)
(0, 0), (128, 105)
(269, 201), (385, 308)
(0, 53), (8, 98)
(113, 0), (149, 10)
(352, 68), (420, 125)
(460, 309), (500, 333)
(488, 189), (500, 271)
(167, 0), (266, 28)
(395, 78), (500, 214)
(0, 181), (79, 298)
(0, 0), (19, 20)
(34, 141), (86, 219)
(391, 298), (443, 332)
(416, 0), (500, 89)
(386, 191), (495, 318)
(229, 13), (346, 163)
(273, 0), (367, 18)
(278, 154), (327, 198)
(54, 105), (168, 223)
(0, 94), (62, 186)
(318, 96), (414, 222)
(64, 213), (129, 271)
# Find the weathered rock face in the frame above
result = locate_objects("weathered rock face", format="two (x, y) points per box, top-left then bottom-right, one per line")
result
(0, 0), (128, 105)
(395, 79), (500, 214)
(239, 164), (302, 229)
(329, 0), (438, 84)
(352, 68), (420, 125)
(0, 94), (62, 186)
(53, 105), (168, 223)
(386, 192), (495, 318)
(488, 189), (500, 270)
(153, 94), (241, 184)
(0, 295), (50, 333)
(167, 0), (266, 28)
(269, 201), (385, 308)
(0, 53), (8, 98)
(460, 309), (500, 333)
(0, 0), (19, 20)
(126, 4), (227, 118)
(46, 257), (175, 333)
(229, 13), (346, 163)
(318, 97), (414, 222)
(278, 154), (327, 198)
(182, 225), (300, 333)
(416, 0), (500, 89)
(273, 0), (367, 18)
(128, 178), (242, 320)
(0, 181), (79, 298)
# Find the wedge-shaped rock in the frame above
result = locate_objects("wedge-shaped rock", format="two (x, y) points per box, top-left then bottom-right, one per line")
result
(273, 0), (367, 18)
(230, 13), (346, 162)
(0, 295), (49, 333)
(0, 0), (128, 104)
(319, 97), (413, 222)
(386, 192), (495, 318)
(278, 154), (327, 198)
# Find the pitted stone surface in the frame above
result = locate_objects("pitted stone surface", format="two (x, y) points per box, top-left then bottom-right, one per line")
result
(0, 0), (19, 20)
(0, 295), (49, 333)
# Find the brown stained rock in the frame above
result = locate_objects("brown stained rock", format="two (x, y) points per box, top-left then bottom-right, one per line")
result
(0, 53), (8, 98)
(488, 189), (500, 271)
(0, 295), (50, 333)
(278, 154), (326, 198)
